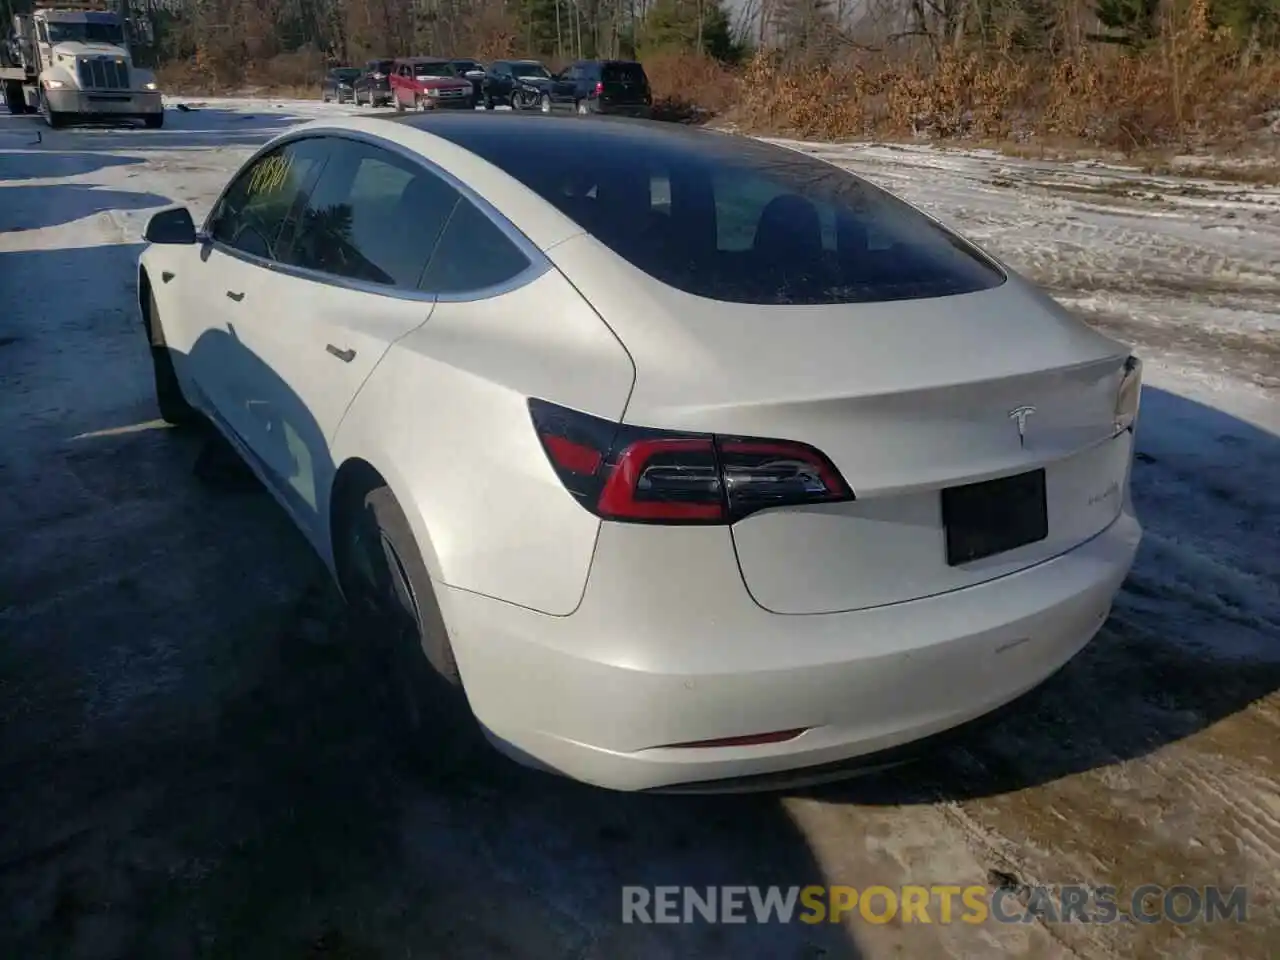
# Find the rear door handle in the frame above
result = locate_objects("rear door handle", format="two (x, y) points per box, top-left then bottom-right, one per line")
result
(226, 290), (244, 302)
(326, 344), (356, 363)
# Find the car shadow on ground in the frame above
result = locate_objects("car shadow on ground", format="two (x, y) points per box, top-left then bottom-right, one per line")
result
(0, 245), (860, 959)
(0, 149), (144, 182)
(0, 105), (311, 153)
(0, 184), (174, 232)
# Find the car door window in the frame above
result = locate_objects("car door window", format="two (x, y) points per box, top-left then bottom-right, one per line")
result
(209, 140), (326, 261)
(418, 200), (530, 295)
(284, 138), (461, 289)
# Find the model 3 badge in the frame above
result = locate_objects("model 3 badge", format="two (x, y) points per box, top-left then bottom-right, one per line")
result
(1008, 405), (1036, 448)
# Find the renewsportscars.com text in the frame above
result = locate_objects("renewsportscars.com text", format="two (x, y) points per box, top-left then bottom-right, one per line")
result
(621, 884), (1249, 926)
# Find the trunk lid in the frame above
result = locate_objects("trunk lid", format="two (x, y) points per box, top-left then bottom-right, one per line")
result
(550, 236), (1135, 613)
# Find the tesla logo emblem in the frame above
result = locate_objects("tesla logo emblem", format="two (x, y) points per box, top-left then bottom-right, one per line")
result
(1009, 405), (1036, 448)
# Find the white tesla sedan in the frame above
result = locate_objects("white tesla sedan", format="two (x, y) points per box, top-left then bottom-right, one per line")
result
(138, 113), (1142, 792)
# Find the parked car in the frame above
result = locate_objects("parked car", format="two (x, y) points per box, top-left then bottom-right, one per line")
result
(136, 113), (1142, 793)
(446, 58), (487, 100)
(539, 59), (652, 117)
(481, 59), (554, 110)
(353, 58), (395, 107)
(388, 57), (475, 111)
(321, 67), (362, 104)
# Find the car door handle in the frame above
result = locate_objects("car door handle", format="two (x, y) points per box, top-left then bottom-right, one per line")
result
(226, 290), (244, 302)
(326, 344), (356, 363)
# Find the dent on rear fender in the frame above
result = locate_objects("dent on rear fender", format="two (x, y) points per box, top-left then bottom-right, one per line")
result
(328, 269), (635, 616)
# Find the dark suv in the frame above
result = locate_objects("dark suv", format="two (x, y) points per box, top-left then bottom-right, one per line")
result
(353, 59), (395, 107)
(482, 59), (554, 110)
(540, 60), (652, 117)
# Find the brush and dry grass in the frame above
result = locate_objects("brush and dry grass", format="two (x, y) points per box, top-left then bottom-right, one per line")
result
(155, 10), (1280, 174)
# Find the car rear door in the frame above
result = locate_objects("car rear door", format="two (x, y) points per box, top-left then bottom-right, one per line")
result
(219, 135), (459, 544)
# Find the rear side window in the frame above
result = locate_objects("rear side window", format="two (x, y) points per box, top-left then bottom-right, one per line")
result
(603, 62), (646, 85)
(283, 138), (460, 288)
(419, 200), (530, 295)
(442, 127), (1004, 305)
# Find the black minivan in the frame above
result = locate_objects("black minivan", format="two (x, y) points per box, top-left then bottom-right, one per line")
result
(541, 60), (652, 117)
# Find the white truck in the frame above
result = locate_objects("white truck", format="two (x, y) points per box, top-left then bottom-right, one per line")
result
(1, 0), (163, 128)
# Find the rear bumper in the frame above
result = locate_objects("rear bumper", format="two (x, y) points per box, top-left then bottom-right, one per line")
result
(441, 505), (1141, 792)
(597, 102), (651, 118)
(45, 88), (161, 115)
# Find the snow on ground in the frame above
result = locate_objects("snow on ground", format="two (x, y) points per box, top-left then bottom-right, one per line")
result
(0, 100), (1277, 959)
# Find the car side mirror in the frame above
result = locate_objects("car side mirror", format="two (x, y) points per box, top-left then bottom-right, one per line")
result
(145, 206), (196, 245)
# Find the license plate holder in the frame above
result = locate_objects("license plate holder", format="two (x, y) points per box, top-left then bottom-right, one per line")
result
(942, 468), (1048, 566)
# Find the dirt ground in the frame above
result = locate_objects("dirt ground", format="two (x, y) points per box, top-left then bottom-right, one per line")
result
(1, 104), (1277, 960)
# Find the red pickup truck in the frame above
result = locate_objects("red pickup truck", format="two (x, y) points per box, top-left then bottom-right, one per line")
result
(389, 58), (476, 111)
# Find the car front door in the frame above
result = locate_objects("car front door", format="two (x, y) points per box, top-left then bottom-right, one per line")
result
(174, 138), (327, 452)
(220, 135), (461, 544)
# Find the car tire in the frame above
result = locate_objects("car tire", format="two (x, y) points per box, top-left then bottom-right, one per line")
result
(509, 91), (521, 110)
(5, 80), (24, 115)
(333, 477), (494, 780)
(144, 112), (163, 129)
(144, 287), (197, 426)
(540, 93), (551, 113)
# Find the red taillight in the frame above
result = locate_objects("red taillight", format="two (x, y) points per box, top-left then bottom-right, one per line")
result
(529, 398), (853, 524)
(594, 81), (604, 95)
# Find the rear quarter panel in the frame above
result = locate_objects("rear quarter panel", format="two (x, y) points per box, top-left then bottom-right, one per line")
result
(329, 267), (636, 616)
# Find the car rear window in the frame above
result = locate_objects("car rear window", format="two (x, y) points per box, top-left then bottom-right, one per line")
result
(436, 121), (1005, 305)
(602, 63), (646, 84)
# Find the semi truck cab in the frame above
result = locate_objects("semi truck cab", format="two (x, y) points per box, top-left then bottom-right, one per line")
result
(2, 0), (163, 128)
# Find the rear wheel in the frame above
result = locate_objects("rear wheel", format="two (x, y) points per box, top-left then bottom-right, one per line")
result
(143, 111), (163, 129)
(334, 478), (493, 779)
(509, 91), (521, 110)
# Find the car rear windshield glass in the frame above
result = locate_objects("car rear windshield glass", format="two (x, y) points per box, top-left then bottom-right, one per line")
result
(438, 122), (1004, 305)
(335, 69), (361, 80)
(415, 62), (450, 77)
(602, 63), (646, 84)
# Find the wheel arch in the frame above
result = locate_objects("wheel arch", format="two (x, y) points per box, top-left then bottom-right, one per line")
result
(137, 263), (158, 344)
(327, 454), (458, 677)
(327, 454), (446, 588)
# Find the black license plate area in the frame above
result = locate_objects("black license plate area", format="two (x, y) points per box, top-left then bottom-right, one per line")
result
(942, 468), (1048, 566)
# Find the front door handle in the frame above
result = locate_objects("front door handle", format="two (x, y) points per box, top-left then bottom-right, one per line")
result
(226, 290), (244, 302)
(326, 344), (356, 363)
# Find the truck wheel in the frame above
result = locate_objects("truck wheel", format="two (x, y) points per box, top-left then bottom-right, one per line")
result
(144, 112), (164, 129)
(4, 80), (23, 115)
